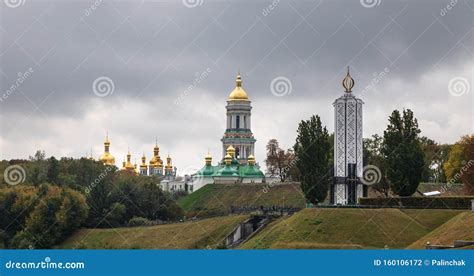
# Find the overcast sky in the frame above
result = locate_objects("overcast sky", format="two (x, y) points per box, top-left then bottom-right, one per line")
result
(1, 0), (473, 174)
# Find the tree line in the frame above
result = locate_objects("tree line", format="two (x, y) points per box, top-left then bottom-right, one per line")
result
(0, 155), (183, 248)
(265, 109), (474, 203)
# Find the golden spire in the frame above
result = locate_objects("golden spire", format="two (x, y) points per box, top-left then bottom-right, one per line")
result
(236, 73), (242, 87)
(228, 73), (249, 101)
(99, 132), (115, 165)
(342, 66), (354, 93)
(141, 152), (146, 164)
(205, 151), (212, 166)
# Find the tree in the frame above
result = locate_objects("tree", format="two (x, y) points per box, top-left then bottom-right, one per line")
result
(294, 115), (331, 204)
(265, 139), (294, 182)
(460, 135), (474, 195)
(363, 134), (389, 197)
(47, 156), (59, 184)
(444, 141), (465, 182)
(381, 109), (424, 196)
(431, 144), (451, 183)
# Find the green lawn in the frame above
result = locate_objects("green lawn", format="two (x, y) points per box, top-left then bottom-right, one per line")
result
(407, 212), (474, 249)
(58, 215), (248, 249)
(178, 183), (306, 217)
(240, 208), (461, 249)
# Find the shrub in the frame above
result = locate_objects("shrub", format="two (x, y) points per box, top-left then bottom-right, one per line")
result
(359, 196), (474, 209)
(128, 217), (153, 227)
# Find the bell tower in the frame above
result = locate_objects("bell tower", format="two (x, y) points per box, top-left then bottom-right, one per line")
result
(221, 73), (256, 164)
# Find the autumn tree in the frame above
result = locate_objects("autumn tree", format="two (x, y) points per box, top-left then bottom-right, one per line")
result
(460, 135), (474, 195)
(265, 139), (294, 182)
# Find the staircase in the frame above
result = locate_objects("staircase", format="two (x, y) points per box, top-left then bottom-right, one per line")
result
(224, 215), (270, 248)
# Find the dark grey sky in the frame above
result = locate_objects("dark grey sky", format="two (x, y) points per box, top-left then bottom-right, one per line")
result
(1, 0), (473, 173)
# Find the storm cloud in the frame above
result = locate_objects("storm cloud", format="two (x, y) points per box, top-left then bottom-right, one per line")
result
(1, 0), (473, 172)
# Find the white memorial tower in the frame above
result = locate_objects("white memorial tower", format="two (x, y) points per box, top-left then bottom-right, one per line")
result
(331, 67), (366, 205)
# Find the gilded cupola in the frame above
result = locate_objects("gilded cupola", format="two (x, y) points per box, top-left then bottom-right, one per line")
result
(228, 73), (249, 101)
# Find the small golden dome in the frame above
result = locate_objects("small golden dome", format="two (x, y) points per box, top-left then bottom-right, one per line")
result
(248, 154), (255, 165)
(226, 145), (236, 157)
(224, 153), (232, 165)
(342, 66), (354, 93)
(205, 153), (212, 165)
(228, 74), (249, 101)
(99, 152), (115, 165)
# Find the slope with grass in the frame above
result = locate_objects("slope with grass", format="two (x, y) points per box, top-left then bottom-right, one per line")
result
(59, 215), (248, 249)
(240, 208), (462, 249)
(178, 183), (306, 217)
(407, 212), (474, 248)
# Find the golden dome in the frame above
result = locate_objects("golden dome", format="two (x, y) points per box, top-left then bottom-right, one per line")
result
(226, 145), (236, 157)
(228, 74), (249, 101)
(247, 154), (255, 165)
(224, 153), (232, 165)
(99, 152), (115, 166)
(342, 66), (354, 93)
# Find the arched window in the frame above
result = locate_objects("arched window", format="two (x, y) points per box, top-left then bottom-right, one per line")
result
(236, 115), (240, 129)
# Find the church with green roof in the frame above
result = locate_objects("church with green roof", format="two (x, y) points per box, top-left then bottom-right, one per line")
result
(189, 74), (265, 192)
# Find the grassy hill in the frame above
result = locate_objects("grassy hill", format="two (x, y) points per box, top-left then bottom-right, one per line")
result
(407, 212), (474, 249)
(240, 208), (462, 249)
(59, 215), (248, 249)
(178, 183), (306, 217)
